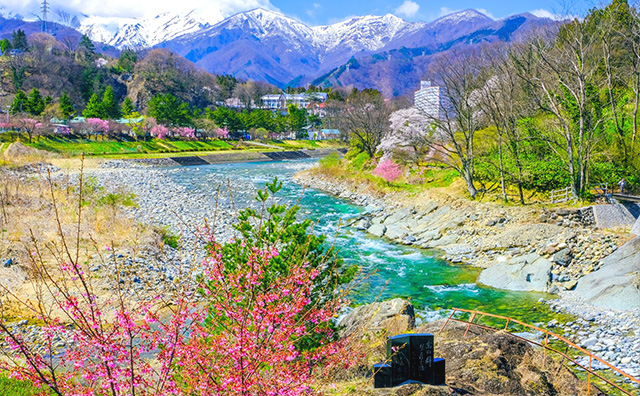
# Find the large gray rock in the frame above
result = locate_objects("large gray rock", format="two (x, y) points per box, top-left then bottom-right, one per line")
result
(367, 223), (386, 237)
(632, 217), (640, 236)
(384, 224), (410, 240)
(478, 254), (553, 292)
(384, 208), (412, 226)
(574, 237), (640, 310)
(338, 298), (415, 337)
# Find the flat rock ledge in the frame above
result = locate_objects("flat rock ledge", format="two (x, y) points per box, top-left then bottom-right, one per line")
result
(338, 298), (415, 338)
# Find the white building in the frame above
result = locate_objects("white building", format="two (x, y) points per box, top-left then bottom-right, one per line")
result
(414, 81), (445, 119)
(261, 92), (328, 110)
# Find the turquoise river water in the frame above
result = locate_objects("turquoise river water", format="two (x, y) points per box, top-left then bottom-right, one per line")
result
(166, 159), (564, 326)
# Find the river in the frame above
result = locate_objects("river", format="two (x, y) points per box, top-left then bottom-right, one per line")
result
(164, 159), (562, 326)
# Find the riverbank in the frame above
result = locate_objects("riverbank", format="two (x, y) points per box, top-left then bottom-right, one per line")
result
(294, 168), (640, 382)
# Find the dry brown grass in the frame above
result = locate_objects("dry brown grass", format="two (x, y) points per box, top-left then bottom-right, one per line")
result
(0, 156), (156, 319)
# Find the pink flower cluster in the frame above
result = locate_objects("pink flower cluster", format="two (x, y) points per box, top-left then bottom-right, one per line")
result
(86, 118), (110, 133)
(215, 127), (229, 139)
(374, 158), (403, 183)
(1, 239), (346, 395)
(174, 127), (196, 139)
(150, 125), (169, 139)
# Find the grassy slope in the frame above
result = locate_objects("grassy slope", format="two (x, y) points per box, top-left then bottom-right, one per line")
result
(25, 137), (234, 156)
(22, 138), (347, 159)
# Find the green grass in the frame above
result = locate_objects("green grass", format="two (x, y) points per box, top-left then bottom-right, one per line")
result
(267, 139), (347, 150)
(0, 375), (50, 396)
(25, 137), (234, 157)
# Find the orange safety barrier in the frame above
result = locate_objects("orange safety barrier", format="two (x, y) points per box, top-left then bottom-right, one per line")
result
(439, 308), (640, 396)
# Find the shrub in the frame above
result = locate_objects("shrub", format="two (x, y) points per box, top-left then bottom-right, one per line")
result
(373, 158), (402, 183)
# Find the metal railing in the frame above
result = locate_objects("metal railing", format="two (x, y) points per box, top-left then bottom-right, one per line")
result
(439, 308), (640, 396)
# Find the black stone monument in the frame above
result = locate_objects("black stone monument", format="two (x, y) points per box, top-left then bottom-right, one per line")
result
(373, 333), (445, 388)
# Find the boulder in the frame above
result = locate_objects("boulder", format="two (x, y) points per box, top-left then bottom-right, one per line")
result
(478, 253), (553, 292)
(385, 224), (410, 240)
(442, 244), (475, 256)
(574, 237), (640, 310)
(367, 224), (387, 238)
(632, 217), (640, 236)
(423, 234), (459, 249)
(383, 208), (412, 226)
(552, 248), (573, 267)
(338, 298), (415, 338)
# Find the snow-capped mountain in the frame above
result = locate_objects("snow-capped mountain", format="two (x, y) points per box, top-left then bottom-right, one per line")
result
(0, 5), (558, 94)
(312, 14), (414, 54)
(79, 11), (218, 49)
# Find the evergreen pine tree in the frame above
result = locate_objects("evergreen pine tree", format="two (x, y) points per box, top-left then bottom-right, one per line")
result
(10, 90), (28, 114)
(121, 97), (135, 117)
(59, 92), (75, 119)
(11, 30), (28, 51)
(83, 93), (104, 119)
(26, 88), (45, 116)
(79, 35), (95, 53)
(101, 86), (121, 119)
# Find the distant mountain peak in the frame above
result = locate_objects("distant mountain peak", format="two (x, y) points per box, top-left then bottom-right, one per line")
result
(431, 9), (493, 25)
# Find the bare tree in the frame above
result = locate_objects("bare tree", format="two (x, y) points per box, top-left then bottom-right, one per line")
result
(516, 21), (605, 198)
(421, 49), (487, 199)
(477, 44), (534, 204)
(337, 89), (390, 157)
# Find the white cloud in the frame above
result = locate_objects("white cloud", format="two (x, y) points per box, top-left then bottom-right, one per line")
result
(306, 3), (321, 18)
(1, 0), (278, 22)
(530, 8), (577, 21)
(438, 7), (460, 17)
(476, 8), (495, 19)
(395, 1), (420, 18)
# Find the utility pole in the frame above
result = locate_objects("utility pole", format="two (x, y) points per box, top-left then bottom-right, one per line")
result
(41, 0), (49, 33)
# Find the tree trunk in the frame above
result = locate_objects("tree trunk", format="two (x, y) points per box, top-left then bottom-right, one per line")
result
(498, 133), (507, 202)
(462, 161), (477, 199)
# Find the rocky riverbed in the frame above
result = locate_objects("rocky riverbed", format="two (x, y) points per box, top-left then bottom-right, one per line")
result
(294, 170), (640, 385)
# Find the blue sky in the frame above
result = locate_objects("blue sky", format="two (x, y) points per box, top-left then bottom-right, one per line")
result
(5, 0), (596, 23)
(274, 0), (595, 25)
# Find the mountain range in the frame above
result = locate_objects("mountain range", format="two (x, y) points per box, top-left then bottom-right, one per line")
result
(0, 6), (558, 97)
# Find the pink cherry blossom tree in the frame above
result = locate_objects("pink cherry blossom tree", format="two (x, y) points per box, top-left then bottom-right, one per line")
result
(215, 127), (229, 139)
(150, 125), (169, 140)
(18, 118), (44, 143)
(173, 127), (196, 140)
(374, 158), (403, 184)
(86, 118), (110, 140)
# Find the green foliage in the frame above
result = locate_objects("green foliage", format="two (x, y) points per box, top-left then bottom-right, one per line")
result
(0, 375), (49, 395)
(78, 34), (95, 53)
(11, 30), (28, 51)
(82, 93), (103, 119)
(26, 88), (45, 116)
(348, 152), (370, 171)
(59, 92), (75, 119)
(220, 178), (356, 303)
(156, 225), (180, 248)
(117, 49), (137, 73)
(0, 38), (11, 55)
(148, 93), (192, 127)
(121, 97), (135, 116)
(319, 151), (341, 168)
(101, 86), (121, 119)
(97, 191), (137, 209)
(9, 90), (28, 114)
